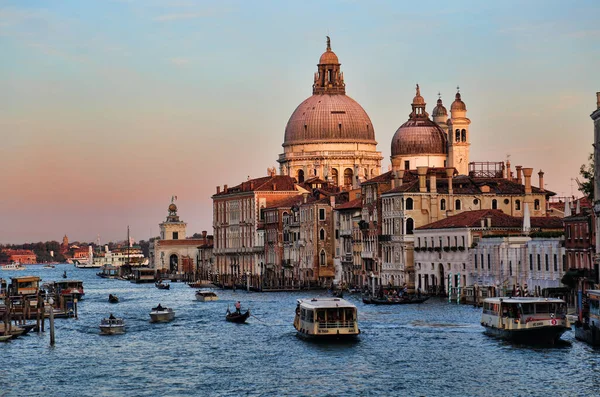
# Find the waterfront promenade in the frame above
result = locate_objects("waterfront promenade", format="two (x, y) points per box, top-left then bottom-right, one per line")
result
(0, 264), (596, 396)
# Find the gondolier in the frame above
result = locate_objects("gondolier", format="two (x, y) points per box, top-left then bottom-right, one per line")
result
(235, 301), (241, 314)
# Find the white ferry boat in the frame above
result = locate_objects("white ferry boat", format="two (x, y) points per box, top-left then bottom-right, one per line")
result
(1, 263), (26, 271)
(575, 289), (600, 346)
(481, 297), (570, 345)
(195, 290), (218, 302)
(293, 298), (359, 340)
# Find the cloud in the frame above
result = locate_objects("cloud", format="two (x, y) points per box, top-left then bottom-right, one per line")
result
(169, 57), (190, 66)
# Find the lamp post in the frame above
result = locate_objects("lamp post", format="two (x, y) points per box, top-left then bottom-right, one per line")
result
(260, 261), (264, 292)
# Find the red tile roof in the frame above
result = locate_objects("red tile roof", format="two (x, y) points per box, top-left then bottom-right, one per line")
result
(335, 197), (362, 210)
(213, 175), (298, 196)
(417, 209), (563, 230)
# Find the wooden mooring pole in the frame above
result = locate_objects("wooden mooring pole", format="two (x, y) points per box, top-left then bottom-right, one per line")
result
(48, 298), (55, 346)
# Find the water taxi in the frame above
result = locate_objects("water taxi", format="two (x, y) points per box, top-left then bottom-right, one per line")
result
(195, 290), (218, 302)
(575, 289), (600, 346)
(99, 315), (125, 335)
(481, 297), (570, 345)
(149, 305), (175, 323)
(293, 298), (360, 340)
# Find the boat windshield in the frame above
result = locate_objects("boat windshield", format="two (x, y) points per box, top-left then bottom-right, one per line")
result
(534, 303), (566, 315)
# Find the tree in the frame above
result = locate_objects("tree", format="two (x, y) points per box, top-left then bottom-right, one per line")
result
(578, 152), (594, 201)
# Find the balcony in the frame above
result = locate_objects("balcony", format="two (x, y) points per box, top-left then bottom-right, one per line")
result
(378, 234), (392, 242)
(342, 254), (353, 263)
(361, 251), (374, 259)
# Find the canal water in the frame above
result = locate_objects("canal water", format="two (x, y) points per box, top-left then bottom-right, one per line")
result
(1, 264), (599, 396)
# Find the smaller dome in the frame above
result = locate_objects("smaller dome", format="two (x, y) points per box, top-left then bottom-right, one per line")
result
(319, 49), (339, 65)
(168, 204), (177, 212)
(451, 92), (466, 112)
(432, 98), (447, 117)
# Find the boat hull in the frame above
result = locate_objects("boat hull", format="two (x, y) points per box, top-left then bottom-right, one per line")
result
(363, 296), (429, 305)
(483, 324), (569, 345)
(195, 293), (218, 302)
(99, 326), (125, 335)
(575, 323), (600, 346)
(150, 311), (175, 323)
(226, 310), (250, 323)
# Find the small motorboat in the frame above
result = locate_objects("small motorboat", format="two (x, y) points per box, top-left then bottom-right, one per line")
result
(108, 294), (119, 303)
(43, 264), (55, 269)
(99, 315), (125, 335)
(226, 308), (250, 323)
(195, 290), (218, 302)
(155, 281), (170, 290)
(149, 305), (175, 323)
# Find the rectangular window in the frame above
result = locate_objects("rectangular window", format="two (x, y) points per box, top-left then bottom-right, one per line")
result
(173, 232), (179, 240)
(537, 254), (541, 271)
(335, 230), (339, 239)
(545, 254), (549, 271)
(319, 208), (325, 220)
(404, 160), (410, 170)
(554, 254), (558, 271)
(474, 255), (478, 269)
(530, 254), (533, 271)
(487, 254), (491, 270)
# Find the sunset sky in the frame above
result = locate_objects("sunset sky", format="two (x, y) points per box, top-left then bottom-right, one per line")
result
(1, 0), (599, 244)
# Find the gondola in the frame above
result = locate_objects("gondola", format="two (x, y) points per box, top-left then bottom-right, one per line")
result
(362, 295), (430, 305)
(108, 294), (119, 303)
(155, 281), (170, 290)
(226, 308), (250, 323)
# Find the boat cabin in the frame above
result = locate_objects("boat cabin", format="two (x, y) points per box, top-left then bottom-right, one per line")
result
(0, 278), (6, 298)
(8, 276), (41, 296)
(483, 297), (567, 323)
(98, 264), (119, 278)
(131, 268), (156, 283)
(294, 298), (359, 338)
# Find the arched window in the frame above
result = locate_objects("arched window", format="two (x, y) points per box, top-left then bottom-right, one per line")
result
(440, 199), (446, 210)
(297, 169), (304, 183)
(455, 199), (461, 210)
(461, 129), (467, 142)
(169, 254), (178, 273)
(343, 168), (353, 186)
(331, 168), (338, 185)
(455, 129), (460, 142)
(492, 199), (497, 210)
(320, 250), (326, 266)
(515, 200), (521, 211)
(406, 218), (414, 234)
(319, 228), (325, 240)
(534, 199), (540, 211)
(406, 198), (414, 210)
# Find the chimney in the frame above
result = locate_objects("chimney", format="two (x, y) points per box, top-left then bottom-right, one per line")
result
(202, 230), (207, 241)
(486, 216), (492, 228)
(538, 170), (545, 192)
(445, 168), (454, 194)
(396, 170), (404, 187)
(250, 181), (254, 190)
(417, 166), (428, 193)
(523, 168), (533, 194)
(429, 173), (437, 193)
(224, 184), (228, 193)
(506, 160), (512, 181)
(303, 193), (309, 203)
(516, 166), (523, 184)
(597, 92), (600, 109)
(272, 183), (276, 190)
(480, 219), (485, 228)
(330, 195), (336, 207)
(216, 186), (221, 194)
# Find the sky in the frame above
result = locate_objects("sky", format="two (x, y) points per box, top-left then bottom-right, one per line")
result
(0, 0), (599, 244)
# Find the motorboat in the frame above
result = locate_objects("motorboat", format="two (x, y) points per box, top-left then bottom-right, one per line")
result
(481, 297), (570, 345)
(43, 264), (55, 269)
(149, 305), (175, 323)
(293, 298), (360, 340)
(54, 280), (85, 300)
(195, 290), (218, 302)
(108, 294), (119, 303)
(99, 316), (125, 335)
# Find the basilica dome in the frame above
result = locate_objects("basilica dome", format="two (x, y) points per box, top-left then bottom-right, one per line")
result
(391, 85), (447, 156)
(283, 94), (376, 146)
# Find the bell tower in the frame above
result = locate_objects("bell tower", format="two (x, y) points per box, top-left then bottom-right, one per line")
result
(448, 88), (471, 175)
(159, 198), (187, 240)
